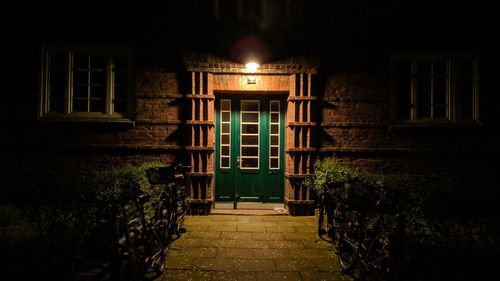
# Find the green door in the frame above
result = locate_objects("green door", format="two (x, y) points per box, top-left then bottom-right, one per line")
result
(215, 95), (285, 203)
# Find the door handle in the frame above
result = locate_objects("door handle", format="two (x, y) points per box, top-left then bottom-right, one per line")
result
(236, 156), (240, 168)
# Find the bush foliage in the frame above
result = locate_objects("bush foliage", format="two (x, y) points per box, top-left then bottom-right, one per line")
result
(19, 161), (169, 280)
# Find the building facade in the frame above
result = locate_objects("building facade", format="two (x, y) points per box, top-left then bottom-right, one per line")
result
(3, 0), (499, 214)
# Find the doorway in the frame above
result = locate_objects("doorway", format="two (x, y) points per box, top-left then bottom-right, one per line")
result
(215, 94), (285, 202)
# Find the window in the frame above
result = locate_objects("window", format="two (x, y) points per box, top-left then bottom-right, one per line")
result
(393, 54), (479, 123)
(39, 48), (132, 120)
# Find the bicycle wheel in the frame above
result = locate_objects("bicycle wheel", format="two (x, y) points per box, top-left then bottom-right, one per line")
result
(154, 201), (171, 243)
(338, 212), (362, 271)
(147, 229), (165, 273)
(360, 232), (391, 281)
(317, 198), (329, 239)
(331, 203), (344, 250)
(119, 253), (145, 281)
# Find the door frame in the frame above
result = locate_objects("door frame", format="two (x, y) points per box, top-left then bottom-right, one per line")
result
(214, 93), (286, 203)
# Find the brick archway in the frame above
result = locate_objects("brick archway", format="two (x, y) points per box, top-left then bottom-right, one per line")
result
(184, 54), (318, 215)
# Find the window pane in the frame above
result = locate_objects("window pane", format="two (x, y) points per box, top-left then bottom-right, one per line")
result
(73, 55), (89, 69)
(242, 124), (258, 134)
(241, 157), (258, 168)
(114, 85), (128, 99)
(241, 101), (259, 111)
(417, 105), (431, 118)
(457, 62), (474, 120)
(270, 101), (279, 112)
(271, 124), (279, 134)
(433, 61), (447, 77)
(221, 157), (230, 168)
(417, 61), (431, 76)
(73, 99), (88, 112)
(271, 136), (278, 145)
(270, 147), (278, 156)
(242, 135), (258, 145)
(417, 78), (431, 107)
(91, 71), (106, 86)
(270, 158), (279, 169)
(49, 67), (65, 112)
(434, 105), (446, 118)
(222, 135), (230, 144)
(222, 112), (230, 122)
(91, 85), (106, 99)
(242, 112), (258, 123)
(221, 100), (230, 111)
(73, 71), (88, 85)
(73, 85), (88, 98)
(433, 78), (447, 105)
(221, 146), (230, 156)
(90, 55), (105, 69)
(271, 113), (279, 123)
(90, 99), (105, 112)
(114, 71), (128, 86)
(222, 123), (230, 133)
(242, 146), (259, 156)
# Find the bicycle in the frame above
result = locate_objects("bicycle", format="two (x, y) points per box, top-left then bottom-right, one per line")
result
(336, 181), (398, 281)
(146, 163), (190, 248)
(116, 192), (165, 281)
(316, 178), (346, 252)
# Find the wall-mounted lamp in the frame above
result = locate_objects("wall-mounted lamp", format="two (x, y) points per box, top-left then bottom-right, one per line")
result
(247, 76), (256, 84)
(245, 62), (259, 72)
(245, 62), (259, 84)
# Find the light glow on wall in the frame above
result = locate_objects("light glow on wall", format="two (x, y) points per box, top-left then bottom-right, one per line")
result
(245, 62), (259, 72)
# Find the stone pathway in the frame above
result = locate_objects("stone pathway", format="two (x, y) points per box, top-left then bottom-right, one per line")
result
(159, 215), (353, 281)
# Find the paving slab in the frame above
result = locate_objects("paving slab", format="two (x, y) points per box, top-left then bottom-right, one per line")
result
(159, 215), (353, 281)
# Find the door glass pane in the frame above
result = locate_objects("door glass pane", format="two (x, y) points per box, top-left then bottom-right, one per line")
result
(241, 101), (259, 111)
(271, 113), (279, 123)
(242, 146), (259, 156)
(270, 158), (279, 169)
(221, 157), (230, 168)
(242, 124), (258, 134)
(242, 135), (258, 145)
(271, 136), (278, 145)
(242, 112), (259, 123)
(220, 99), (231, 169)
(271, 147), (278, 157)
(240, 100), (259, 169)
(271, 124), (279, 134)
(221, 100), (230, 111)
(241, 158), (258, 168)
(222, 134), (230, 144)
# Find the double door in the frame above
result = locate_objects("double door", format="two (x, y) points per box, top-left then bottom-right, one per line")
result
(215, 95), (285, 202)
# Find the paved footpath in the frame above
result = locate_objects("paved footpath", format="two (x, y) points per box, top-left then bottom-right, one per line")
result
(159, 215), (353, 281)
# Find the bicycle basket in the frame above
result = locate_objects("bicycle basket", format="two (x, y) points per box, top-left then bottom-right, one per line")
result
(145, 167), (170, 184)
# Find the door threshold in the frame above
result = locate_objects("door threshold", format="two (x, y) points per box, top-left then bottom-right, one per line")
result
(212, 202), (289, 215)
(214, 202), (284, 210)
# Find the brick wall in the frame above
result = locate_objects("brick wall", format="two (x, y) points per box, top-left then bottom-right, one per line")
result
(319, 72), (497, 176)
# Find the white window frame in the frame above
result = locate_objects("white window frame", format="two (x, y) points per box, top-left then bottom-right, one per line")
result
(220, 99), (231, 169)
(269, 100), (280, 170)
(240, 100), (260, 170)
(392, 53), (480, 124)
(39, 47), (133, 120)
